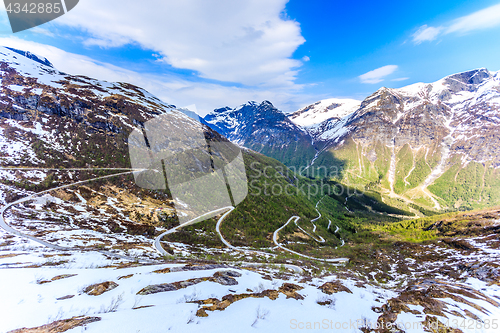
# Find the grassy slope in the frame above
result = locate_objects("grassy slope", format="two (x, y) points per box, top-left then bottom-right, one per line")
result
(167, 151), (350, 249)
(313, 136), (500, 213)
(253, 139), (316, 171)
(394, 144), (413, 194)
(370, 205), (500, 242)
(406, 148), (432, 188)
(165, 150), (414, 255)
(429, 159), (500, 211)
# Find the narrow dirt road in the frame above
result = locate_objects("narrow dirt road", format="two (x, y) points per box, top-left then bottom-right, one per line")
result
(0, 170), (155, 263)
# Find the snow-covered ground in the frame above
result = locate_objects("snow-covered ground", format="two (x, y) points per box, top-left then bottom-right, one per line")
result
(289, 98), (361, 128)
(1, 177), (500, 333)
(1, 48), (500, 333)
(1, 229), (499, 333)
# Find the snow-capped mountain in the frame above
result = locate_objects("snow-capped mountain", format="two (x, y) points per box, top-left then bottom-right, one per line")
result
(204, 68), (500, 211)
(204, 101), (317, 168)
(0, 44), (246, 197)
(1, 47), (500, 333)
(205, 101), (303, 144)
(322, 68), (500, 161)
(307, 68), (500, 210)
(0, 46), (189, 169)
(288, 98), (361, 129)
(5, 46), (54, 68)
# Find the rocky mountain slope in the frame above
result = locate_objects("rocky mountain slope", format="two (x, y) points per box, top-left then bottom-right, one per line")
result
(0, 46), (356, 255)
(312, 69), (500, 212)
(206, 69), (500, 213)
(204, 101), (317, 169)
(1, 47), (500, 333)
(0, 46), (181, 168)
(288, 98), (361, 129)
(0, 45), (203, 253)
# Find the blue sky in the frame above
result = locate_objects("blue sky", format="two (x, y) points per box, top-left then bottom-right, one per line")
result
(0, 0), (499, 115)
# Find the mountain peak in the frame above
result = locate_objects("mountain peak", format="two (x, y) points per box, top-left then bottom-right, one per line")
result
(5, 47), (54, 68)
(203, 100), (314, 166)
(242, 101), (259, 107)
(213, 106), (232, 113)
(289, 98), (361, 129)
(240, 100), (275, 108)
(445, 68), (491, 85)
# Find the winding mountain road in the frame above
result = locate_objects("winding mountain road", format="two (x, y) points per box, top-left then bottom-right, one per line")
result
(154, 206), (304, 273)
(0, 170), (156, 263)
(1, 169), (348, 269)
(154, 206), (234, 255)
(272, 215), (349, 264)
(270, 197), (347, 262)
(213, 203), (347, 264)
(294, 197), (327, 243)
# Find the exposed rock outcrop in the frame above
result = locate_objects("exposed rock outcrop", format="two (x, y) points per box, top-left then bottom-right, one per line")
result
(83, 281), (118, 296)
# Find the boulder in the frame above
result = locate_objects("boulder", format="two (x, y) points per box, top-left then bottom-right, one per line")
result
(137, 283), (176, 295)
(8, 316), (101, 333)
(213, 270), (241, 286)
(84, 281), (118, 296)
(319, 281), (352, 295)
(278, 283), (304, 300)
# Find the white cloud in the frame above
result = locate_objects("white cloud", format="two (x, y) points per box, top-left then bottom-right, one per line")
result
(446, 3), (500, 34)
(359, 65), (398, 84)
(0, 37), (316, 115)
(302, 56), (310, 62)
(391, 77), (409, 82)
(412, 25), (443, 44)
(52, 0), (305, 88)
(412, 3), (500, 44)
(30, 27), (55, 37)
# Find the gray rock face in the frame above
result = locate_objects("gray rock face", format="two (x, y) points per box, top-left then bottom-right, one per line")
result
(290, 69), (499, 169)
(204, 101), (316, 168)
(213, 275), (238, 286)
(136, 270), (241, 295)
(137, 283), (177, 295)
(213, 270), (241, 285)
(217, 270), (242, 278)
(84, 281), (119, 296)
